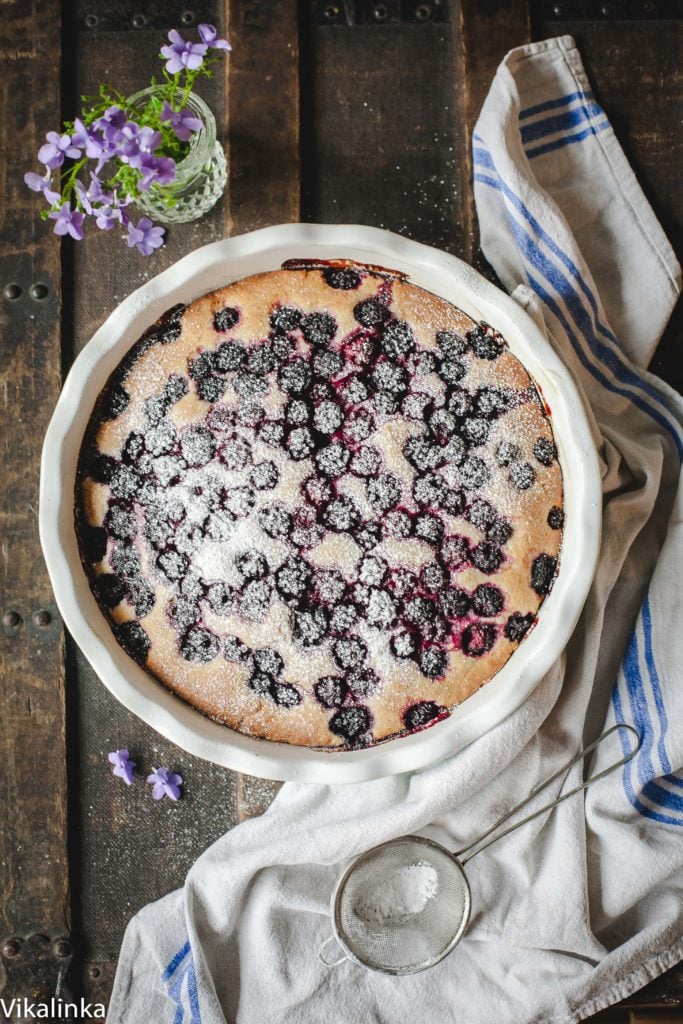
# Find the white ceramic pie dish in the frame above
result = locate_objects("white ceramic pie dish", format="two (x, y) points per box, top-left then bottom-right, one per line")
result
(40, 223), (601, 783)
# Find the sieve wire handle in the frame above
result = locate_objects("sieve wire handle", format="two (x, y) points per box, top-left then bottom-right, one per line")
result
(455, 724), (641, 866)
(318, 933), (349, 968)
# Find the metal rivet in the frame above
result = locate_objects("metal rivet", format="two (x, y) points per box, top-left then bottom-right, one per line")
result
(3, 284), (21, 300)
(600, 3), (611, 13)
(552, 3), (565, 14)
(53, 939), (71, 959)
(324, 3), (340, 19)
(85, 13), (98, 28)
(2, 939), (21, 958)
(181, 10), (194, 24)
(2, 611), (22, 628)
(132, 13), (147, 28)
(89, 965), (101, 979)
(415, 3), (432, 19)
(30, 283), (48, 300)
(373, 3), (388, 19)
(32, 610), (52, 627)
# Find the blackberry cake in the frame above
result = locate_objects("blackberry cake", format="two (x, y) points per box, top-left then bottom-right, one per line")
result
(75, 261), (563, 749)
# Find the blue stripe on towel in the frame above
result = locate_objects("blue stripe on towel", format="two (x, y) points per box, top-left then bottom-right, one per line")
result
(164, 940), (202, 1023)
(471, 168), (683, 456)
(520, 103), (604, 145)
(518, 90), (594, 121)
(526, 120), (610, 160)
(164, 941), (191, 981)
(642, 594), (672, 775)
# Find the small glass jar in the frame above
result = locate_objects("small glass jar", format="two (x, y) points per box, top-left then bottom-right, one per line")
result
(127, 87), (227, 225)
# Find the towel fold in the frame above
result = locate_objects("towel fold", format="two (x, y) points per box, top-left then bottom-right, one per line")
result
(109, 35), (683, 1024)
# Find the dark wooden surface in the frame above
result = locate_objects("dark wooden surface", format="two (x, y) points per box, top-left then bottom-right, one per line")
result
(0, 0), (681, 1020)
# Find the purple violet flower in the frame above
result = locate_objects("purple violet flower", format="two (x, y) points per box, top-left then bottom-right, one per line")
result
(160, 29), (207, 74)
(198, 24), (232, 50)
(38, 131), (82, 169)
(127, 216), (166, 255)
(94, 105), (128, 140)
(137, 153), (176, 191)
(108, 749), (137, 786)
(160, 101), (203, 142)
(24, 171), (61, 205)
(146, 766), (183, 801)
(48, 201), (86, 240)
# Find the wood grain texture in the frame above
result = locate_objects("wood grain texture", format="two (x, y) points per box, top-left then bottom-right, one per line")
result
(0, 0), (69, 950)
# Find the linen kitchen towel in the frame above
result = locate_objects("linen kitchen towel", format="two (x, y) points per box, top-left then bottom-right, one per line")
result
(108, 35), (683, 1024)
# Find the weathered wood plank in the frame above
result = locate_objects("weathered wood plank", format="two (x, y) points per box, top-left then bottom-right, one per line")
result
(0, 0), (70, 972)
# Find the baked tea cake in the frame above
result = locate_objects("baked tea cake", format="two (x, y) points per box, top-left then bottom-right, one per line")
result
(75, 261), (564, 749)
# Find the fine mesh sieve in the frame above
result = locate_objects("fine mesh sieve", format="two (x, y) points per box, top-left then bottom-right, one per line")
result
(319, 724), (640, 975)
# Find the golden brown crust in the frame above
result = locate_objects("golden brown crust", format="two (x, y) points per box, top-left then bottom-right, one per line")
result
(75, 265), (563, 749)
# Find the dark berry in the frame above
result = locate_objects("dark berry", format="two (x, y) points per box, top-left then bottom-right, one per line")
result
(533, 437), (557, 466)
(240, 578), (272, 619)
(413, 472), (448, 508)
(323, 495), (360, 533)
(372, 361), (408, 395)
(315, 442), (350, 477)
(287, 426), (315, 461)
(259, 504), (291, 541)
(114, 621), (150, 664)
(156, 548), (189, 582)
(102, 382), (130, 420)
(258, 420), (286, 448)
(339, 374), (370, 406)
(352, 581), (370, 608)
(461, 622), (497, 657)
(189, 351), (217, 380)
(488, 518), (513, 545)
(145, 516), (174, 549)
(460, 456), (489, 490)
(270, 305), (302, 333)
(323, 267), (362, 289)
(95, 573), (125, 608)
(275, 556), (311, 602)
(461, 417), (490, 447)
(391, 630), (418, 660)
(547, 506), (564, 530)
(165, 374), (189, 404)
(197, 375), (228, 403)
(301, 311), (337, 347)
(236, 549), (269, 581)
(367, 473), (401, 512)
(109, 465), (140, 500)
(342, 409), (375, 444)
(152, 455), (187, 488)
(475, 386), (515, 419)
(531, 553), (557, 595)
(366, 589), (398, 627)
(224, 486), (256, 519)
(248, 342), (278, 375)
(358, 558), (385, 586)
(355, 521), (382, 551)
(504, 612), (535, 642)
(313, 570), (347, 605)
(206, 406), (235, 433)
(110, 543), (141, 581)
(315, 676), (349, 708)
(346, 666), (381, 698)
(205, 509), (236, 542)
(313, 349), (344, 379)
(408, 350), (438, 376)
(253, 647), (284, 676)
(467, 499), (496, 532)
(213, 306), (240, 332)
(403, 701), (445, 730)
(219, 434), (252, 471)
(469, 324), (503, 360)
(180, 427), (215, 467)
(313, 400), (344, 435)
(207, 582), (237, 616)
(441, 587), (471, 619)
(248, 671), (272, 695)
(329, 603), (358, 633)
(350, 445), (382, 478)
(354, 298), (389, 328)
(286, 399), (309, 426)
(249, 461), (278, 491)
(180, 625), (220, 663)
(215, 340), (246, 372)
(403, 596), (437, 630)
(472, 583), (504, 617)
(157, 311), (184, 345)
(292, 605), (328, 646)
(437, 330), (468, 358)
(403, 435), (442, 473)
(447, 387), (474, 418)
(104, 502), (136, 541)
(429, 408), (457, 444)
(342, 330), (377, 367)
(386, 567), (417, 598)
(224, 634), (252, 662)
(420, 562), (447, 593)
(81, 524), (108, 563)
(290, 506), (324, 549)
(496, 440), (520, 466)
(438, 358), (467, 385)
(329, 705), (371, 743)
(270, 681), (303, 707)
(419, 647), (447, 678)
(372, 392), (400, 416)
(234, 370), (267, 399)
(442, 488), (465, 516)
(168, 594), (201, 631)
(414, 512), (443, 544)
(332, 635), (367, 671)
(443, 436), (467, 467)
(382, 509), (413, 539)
(380, 320), (416, 360)
(271, 332), (295, 360)
(470, 541), (503, 574)
(121, 432), (146, 466)
(507, 458), (536, 491)
(402, 392), (434, 421)
(303, 474), (332, 507)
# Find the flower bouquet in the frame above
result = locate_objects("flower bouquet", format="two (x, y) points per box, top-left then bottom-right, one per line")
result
(25, 23), (231, 255)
